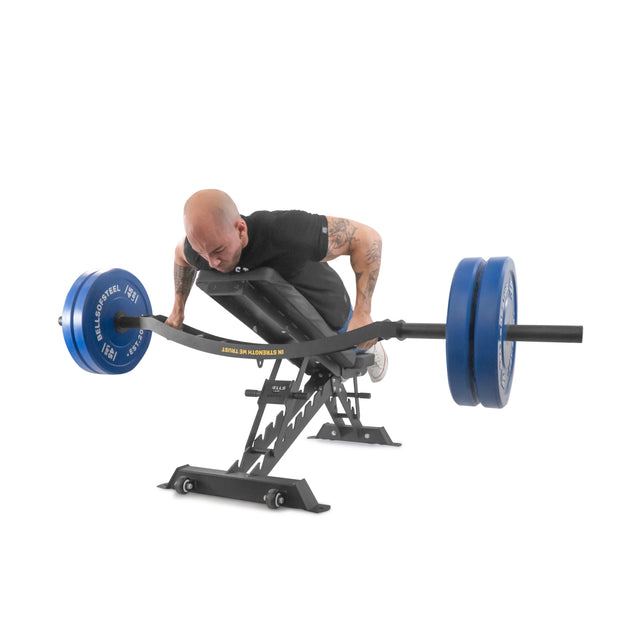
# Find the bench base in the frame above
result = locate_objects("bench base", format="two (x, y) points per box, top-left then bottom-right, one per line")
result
(159, 464), (330, 513)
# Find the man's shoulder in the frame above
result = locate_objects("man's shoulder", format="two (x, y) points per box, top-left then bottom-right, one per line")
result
(246, 210), (317, 234)
(247, 209), (312, 219)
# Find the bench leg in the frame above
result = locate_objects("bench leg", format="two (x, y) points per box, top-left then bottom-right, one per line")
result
(310, 376), (401, 446)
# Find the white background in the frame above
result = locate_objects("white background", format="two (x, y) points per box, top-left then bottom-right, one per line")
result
(2, 2), (639, 638)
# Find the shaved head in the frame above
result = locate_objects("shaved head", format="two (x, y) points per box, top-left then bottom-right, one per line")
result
(183, 189), (248, 272)
(184, 189), (241, 233)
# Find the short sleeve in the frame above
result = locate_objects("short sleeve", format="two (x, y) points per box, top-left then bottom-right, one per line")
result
(183, 238), (208, 270)
(269, 211), (328, 261)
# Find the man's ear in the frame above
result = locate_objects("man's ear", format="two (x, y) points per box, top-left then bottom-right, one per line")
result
(236, 218), (248, 243)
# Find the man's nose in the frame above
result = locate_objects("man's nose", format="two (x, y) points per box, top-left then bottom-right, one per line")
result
(209, 257), (221, 269)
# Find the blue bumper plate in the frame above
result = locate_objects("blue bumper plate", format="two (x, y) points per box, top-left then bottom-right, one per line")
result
(62, 270), (101, 373)
(473, 257), (517, 408)
(446, 258), (486, 406)
(62, 268), (152, 374)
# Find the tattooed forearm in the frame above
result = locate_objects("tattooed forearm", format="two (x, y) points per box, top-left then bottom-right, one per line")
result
(356, 236), (381, 303)
(174, 263), (196, 297)
(326, 218), (358, 260)
(364, 269), (379, 300)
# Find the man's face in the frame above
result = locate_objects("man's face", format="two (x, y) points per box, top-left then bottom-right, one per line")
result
(189, 221), (245, 273)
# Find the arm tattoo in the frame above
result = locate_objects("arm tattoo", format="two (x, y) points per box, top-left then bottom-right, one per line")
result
(174, 263), (196, 297)
(365, 238), (382, 266)
(365, 269), (379, 300)
(360, 239), (381, 303)
(326, 218), (358, 260)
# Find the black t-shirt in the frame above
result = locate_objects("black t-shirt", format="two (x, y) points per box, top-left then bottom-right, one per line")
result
(183, 210), (351, 330)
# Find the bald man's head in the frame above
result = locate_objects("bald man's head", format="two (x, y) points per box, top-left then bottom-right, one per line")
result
(183, 189), (248, 272)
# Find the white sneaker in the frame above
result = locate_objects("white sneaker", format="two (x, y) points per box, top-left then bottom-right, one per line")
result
(367, 342), (388, 383)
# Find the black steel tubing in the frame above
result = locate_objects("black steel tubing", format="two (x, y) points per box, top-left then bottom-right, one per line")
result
(115, 314), (141, 330)
(395, 323), (446, 340)
(505, 324), (583, 343)
(396, 322), (583, 343)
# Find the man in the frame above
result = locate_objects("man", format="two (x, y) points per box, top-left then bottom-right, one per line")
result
(166, 189), (388, 382)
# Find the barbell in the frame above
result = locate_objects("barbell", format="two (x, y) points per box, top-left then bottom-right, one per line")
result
(59, 256), (583, 408)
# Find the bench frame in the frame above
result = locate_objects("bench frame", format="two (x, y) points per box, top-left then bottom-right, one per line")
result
(158, 268), (399, 512)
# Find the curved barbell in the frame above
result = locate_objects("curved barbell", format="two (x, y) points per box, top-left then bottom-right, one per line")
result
(59, 257), (583, 408)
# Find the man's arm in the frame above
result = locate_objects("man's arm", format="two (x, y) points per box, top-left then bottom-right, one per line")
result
(323, 216), (382, 349)
(166, 238), (197, 329)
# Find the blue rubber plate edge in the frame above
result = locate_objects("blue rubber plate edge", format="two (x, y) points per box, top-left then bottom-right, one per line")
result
(446, 257), (486, 406)
(71, 270), (108, 373)
(473, 257), (517, 408)
(62, 270), (102, 374)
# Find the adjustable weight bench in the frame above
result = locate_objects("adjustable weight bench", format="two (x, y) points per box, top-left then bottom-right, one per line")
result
(159, 267), (400, 512)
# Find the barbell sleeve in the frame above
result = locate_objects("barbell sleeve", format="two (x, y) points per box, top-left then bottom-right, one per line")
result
(395, 323), (583, 343)
(505, 324), (583, 343)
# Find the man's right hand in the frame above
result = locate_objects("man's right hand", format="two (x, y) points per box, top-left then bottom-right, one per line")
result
(165, 309), (185, 329)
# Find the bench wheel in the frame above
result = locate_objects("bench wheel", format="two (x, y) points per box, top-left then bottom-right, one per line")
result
(265, 488), (285, 509)
(174, 476), (194, 494)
